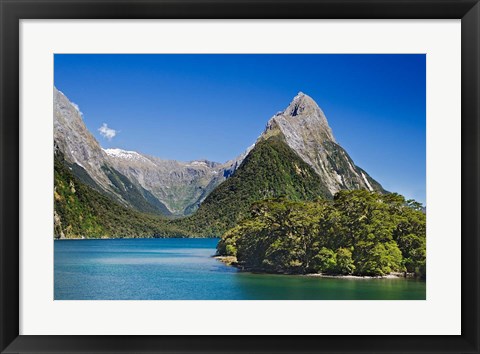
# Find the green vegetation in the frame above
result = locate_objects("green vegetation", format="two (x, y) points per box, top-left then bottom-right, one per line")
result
(54, 135), (426, 279)
(68, 156), (172, 216)
(217, 190), (426, 278)
(54, 134), (339, 238)
(54, 153), (183, 239)
(174, 135), (332, 236)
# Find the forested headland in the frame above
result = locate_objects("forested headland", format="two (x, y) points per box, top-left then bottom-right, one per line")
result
(217, 191), (426, 278)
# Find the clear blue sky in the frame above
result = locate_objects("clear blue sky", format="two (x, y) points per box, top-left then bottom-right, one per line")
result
(54, 54), (426, 204)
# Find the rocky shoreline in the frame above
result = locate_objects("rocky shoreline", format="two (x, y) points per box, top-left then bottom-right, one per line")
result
(213, 256), (415, 279)
(214, 256), (238, 266)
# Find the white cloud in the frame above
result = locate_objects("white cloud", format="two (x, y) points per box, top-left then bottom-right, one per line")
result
(70, 102), (83, 116)
(98, 123), (117, 141)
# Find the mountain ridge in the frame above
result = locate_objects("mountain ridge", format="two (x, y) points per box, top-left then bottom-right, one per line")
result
(103, 144), (252, 215)
(54, 86), (250, 216)
(54, 88), (386, 237)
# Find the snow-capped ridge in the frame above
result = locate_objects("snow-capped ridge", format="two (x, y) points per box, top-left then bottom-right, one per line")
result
(104, 148), (142, 159)
(104, 148), (159, 167)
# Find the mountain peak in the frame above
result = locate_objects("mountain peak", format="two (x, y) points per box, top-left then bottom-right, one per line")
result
(264, 92), (335, 144)
(294, 91), (306, 101)
(284, 91), (322, 118)
(259, 93), (384, 196)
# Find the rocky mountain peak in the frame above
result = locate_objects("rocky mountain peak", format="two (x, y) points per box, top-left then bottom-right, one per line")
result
(267, 92), (335, 144)
(261, 92), (383, 196)
(285, 92), (320, 116)
(261, 92), (336, 168)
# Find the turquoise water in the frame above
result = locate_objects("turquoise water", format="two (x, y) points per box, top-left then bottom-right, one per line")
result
(54, 238), (426, 300)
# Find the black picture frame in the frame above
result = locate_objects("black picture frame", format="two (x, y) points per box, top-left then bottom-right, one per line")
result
(1, 0), (479, 353)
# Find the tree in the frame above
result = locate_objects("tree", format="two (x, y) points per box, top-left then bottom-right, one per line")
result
(334, 248), (355, 274)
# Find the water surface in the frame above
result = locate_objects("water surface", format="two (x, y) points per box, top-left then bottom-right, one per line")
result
(54, 238), (426, 300)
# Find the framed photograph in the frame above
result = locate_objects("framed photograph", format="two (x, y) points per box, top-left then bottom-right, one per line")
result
(1, 0), (478, 353)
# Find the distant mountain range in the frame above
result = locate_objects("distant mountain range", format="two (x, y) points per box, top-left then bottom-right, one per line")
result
(54, 87), (250, 216)
(54, 88), (385, 238)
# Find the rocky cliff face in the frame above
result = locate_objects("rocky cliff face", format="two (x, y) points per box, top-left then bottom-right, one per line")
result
(261, 92), (384, 196)
(54, 88), (112, 192)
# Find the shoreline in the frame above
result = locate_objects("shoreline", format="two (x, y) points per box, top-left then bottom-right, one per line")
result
(213, 256), (413, 279)
(54, 240), (417, 280)
(55, 237), (111, 240)
(54, 236), (220, 240)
